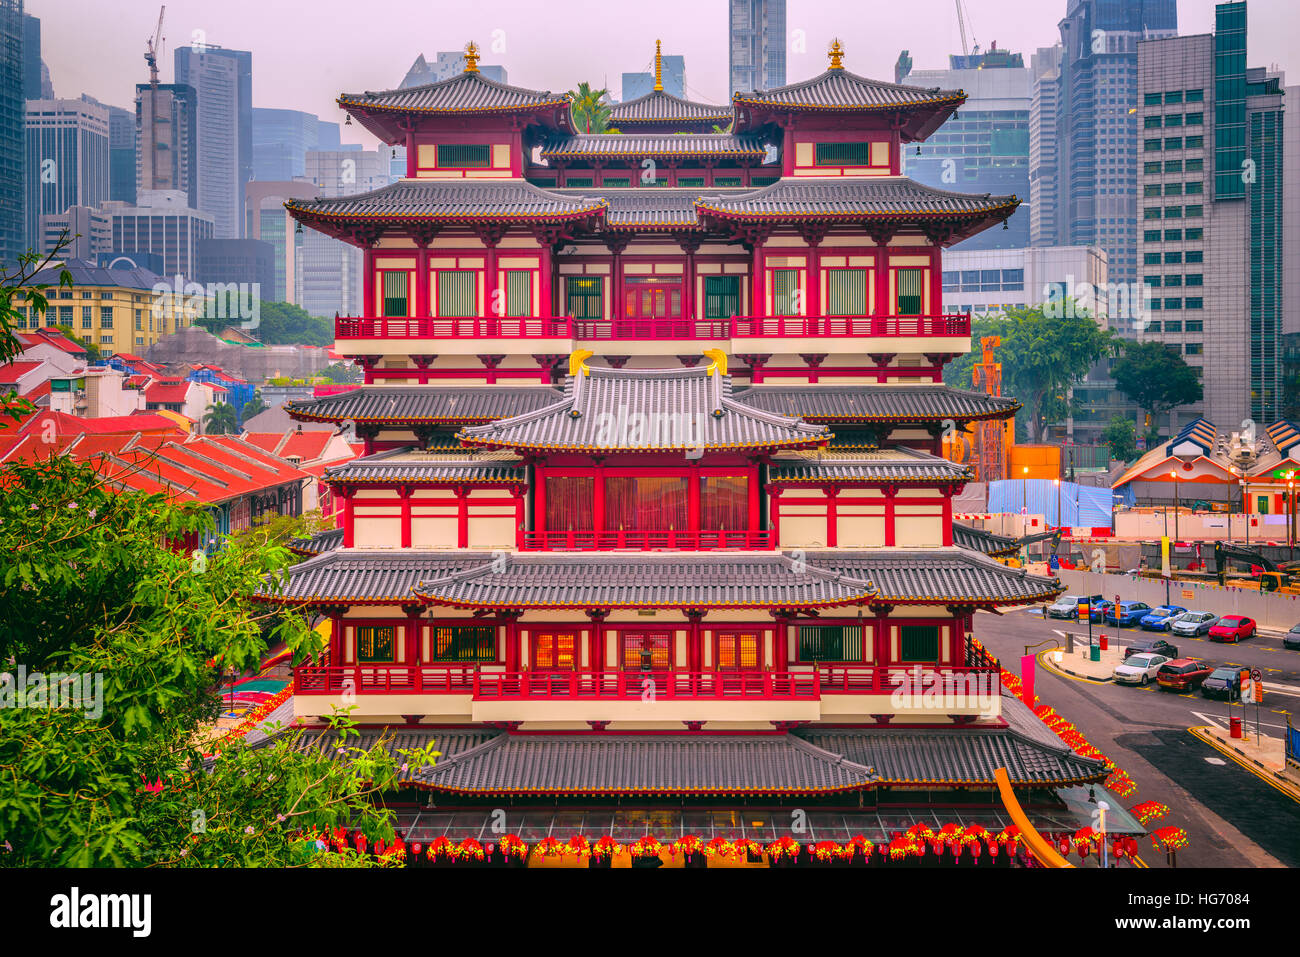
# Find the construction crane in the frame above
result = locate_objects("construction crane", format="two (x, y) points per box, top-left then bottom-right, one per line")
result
(954, 0), (980, 59)
(145, 5), (166, 89)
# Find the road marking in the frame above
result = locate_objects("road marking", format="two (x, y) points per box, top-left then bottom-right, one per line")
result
(1204, 757), (1227, 765)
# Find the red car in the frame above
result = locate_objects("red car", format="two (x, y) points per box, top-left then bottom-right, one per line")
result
(1155, 658), (1214, 692)
(1207, 615), (1256, 642)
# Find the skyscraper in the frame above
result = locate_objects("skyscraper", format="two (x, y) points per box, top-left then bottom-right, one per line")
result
(298, 150), (388, 317)
(21, 11), (51, 99)
(80, 95), (135, 205)
(1136, 0), (1287, 428)
(400, 52), (507, 88)
(253, 108), (323, 182)
(1055, 0), (1177, 286)
(24, 98), (110, 252)
(903, 45), (1031, 250)
(1029, 44), (1063, 247)
(136, 83), (197, 208)
(245, 180), (317, 303)
(622, 55), (686, 101)
(0, 0), (23, 266)
(728, 0), (786, 96)
(174, 44), (252, 240)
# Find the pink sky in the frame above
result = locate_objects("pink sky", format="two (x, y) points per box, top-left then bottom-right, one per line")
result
(29, 0), (1296, 149)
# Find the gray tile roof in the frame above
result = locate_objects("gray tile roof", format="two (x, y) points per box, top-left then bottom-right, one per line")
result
(608, 89), (733, 125)
(287, 727), (498, 784)
(414, 552), (879, 609)
(797, 697), (1107, 787)
(732, 385), (1021, 424)
(286, 386), (562, 426)
(411, 732), (878, 795)
(804, 550), (1062, 606)
(769, 449), (972, 484)
(285, 179), (606, 224)
(458, 365), (828, 453)
(734, 68), (963, 113)
(695, 177), (1018, 223)
(255, 550), (495, 605)
(540, 133), (766, 160)
(952, 523), (1020, 558)
(287, 527), (344, 557)
(551, 187), (744, 229)
(340, 71), (571, 116)
(324, 449), (526, 485)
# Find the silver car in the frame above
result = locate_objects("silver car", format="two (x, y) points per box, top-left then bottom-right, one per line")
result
(1169, 611), (1219, 637)
(1113, 653), (1170, 686)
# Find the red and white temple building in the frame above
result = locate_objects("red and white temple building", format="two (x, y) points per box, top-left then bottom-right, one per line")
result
(259, 41), (1123, 857)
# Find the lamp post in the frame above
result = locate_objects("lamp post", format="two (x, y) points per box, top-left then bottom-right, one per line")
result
(1022, 466), (1030, 538)
(1054, 477), (1062, 531)
(1289, 474), (1296, 561)
(1242, 477), (1250, 546)
(1169, 469), (1180, 545)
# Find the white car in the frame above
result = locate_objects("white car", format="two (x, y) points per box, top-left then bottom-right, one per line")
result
(1046, 595), (1082, 619)
(1113, 652), (1170, 686)
(1169, 611), (1219, 637)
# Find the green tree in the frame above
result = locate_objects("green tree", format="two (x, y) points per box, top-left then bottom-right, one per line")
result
(199, 298), (334, 347)
(1102, 415), (1138, 463)
(569, 82), (611, 133)
(203, 402), (239, 435)
(53, 324), (102, 361)
(0, 454), (433, 866)
(242, 389), (268, 421)
(943, 302), (1118, 443)
(1, 237), (73, 426)
(1112, 340), (1203, 444)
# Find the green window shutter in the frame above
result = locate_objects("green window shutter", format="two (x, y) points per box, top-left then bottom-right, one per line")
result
(814, 142), (871, 166)
(505, 270), (532, 317)
(601, 177), (630, 187)
(357, 626), (395, 663)
(432, 625), (496, 662)
(676, 176), (705, 187)
(564, 176), (594, 188)
(798, 625), (862, 662)
(437, 270), (477, 317)
(703, 275), (740, 320)
(900, 625), (939, 663)
(567, 277), (602, 319)
(895, 268), (924, 315)
(772, 269), (800, 317)
(382, 271), (409, 317)
(436, 144), (490, 168)
(714, 176), (742, 187)
(827, 269), (867, 316)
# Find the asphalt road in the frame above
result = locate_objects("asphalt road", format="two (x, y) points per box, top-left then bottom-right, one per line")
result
(975, 607), (1300, 868)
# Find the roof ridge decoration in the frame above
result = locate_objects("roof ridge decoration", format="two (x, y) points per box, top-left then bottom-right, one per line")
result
(338, 70), (572, 117)
(457, 359), (829, 454)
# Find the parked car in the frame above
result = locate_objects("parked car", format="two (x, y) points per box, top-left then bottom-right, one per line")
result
(1156, 658), (1214, 692)
(1113, 652), (1170, 685)
(1208, 615), (1256, 643)
(1200, 667), (1243, 700)
(1088, 599), (1115, 623)
(1047, 594), (1104, 619)
(1169, 611), (1220, 637)
(1105, 601), (1152, 627)
(1123, 636), (1179, 660)
(1283, 623), (1300, 651)
(1138, 605), (1187, 631)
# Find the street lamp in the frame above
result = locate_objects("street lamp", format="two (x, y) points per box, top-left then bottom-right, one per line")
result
(1053, 477), (1061, 530)
(1022, 466), (1030, 539)
(1169, 469), (1180, 544)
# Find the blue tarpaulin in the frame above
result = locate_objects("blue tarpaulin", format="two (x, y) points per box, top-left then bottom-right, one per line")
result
(987, 479), (1113, 528)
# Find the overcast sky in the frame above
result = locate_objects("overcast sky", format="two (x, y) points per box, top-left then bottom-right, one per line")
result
(29, 0), (1298, 149)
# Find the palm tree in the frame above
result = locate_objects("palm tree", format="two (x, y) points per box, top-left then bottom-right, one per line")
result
(241, 390), (267, 422)
(569, 82), (612, 134)
(203, 402), (239, 435)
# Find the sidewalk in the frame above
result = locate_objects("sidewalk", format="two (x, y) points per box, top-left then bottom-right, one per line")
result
(1040, 640), (1125, 682)
(1190, 725), (1300, 803)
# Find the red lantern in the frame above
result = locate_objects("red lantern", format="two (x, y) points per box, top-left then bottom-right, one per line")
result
(413, 843), (422, 855)
(1078, 842), (1090, 857)
(971, 841), (981, 858)
(988, 842), (1000, 858)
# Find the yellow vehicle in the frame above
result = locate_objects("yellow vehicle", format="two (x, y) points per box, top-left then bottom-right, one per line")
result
(1214, 542), (1300, 594)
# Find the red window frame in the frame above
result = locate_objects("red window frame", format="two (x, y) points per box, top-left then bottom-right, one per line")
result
(532, 630), (579, 670)
(619, 630), (674, 671)
(714, 630), (762, 670)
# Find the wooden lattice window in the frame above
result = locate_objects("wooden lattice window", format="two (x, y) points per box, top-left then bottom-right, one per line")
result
(900, 625), (940, 663)
(431, 625), (496, 662)
(356, 626), (395, 663)
(814, 142), (871, 166)
(704, 276), (740, 320)
(798, 625), (862, 662)
(436, 270), (477, 317)
(436, 144), (490, 168)
(827, 269), (868, 316)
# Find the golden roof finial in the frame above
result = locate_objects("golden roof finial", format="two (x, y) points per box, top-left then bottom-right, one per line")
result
(829, 38), (845, 70)
(654, 39), (663, 92)
(464, 41), (480, 74)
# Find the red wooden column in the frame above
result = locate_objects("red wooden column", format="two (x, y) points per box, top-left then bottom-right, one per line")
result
(362, 247), (375, 317)
(593, 467), (606, 535)
(483, 234), (500, 321)
(805, 236), (821, 331)
(686, 610), (704, 672)
(405, 131), (417, 177)
(339, 488), (355, 548)
(687, 462), (701, 534)
(825, 487), (838, 547)
(399, 485), (413, 548)
(928, 246), (942, 319)
(883, 486), (897, 547)
(941, 486), (954, 546)
(875, 608), (894, 667)
(415, 244), (430, 319)
(586, 609), (608, 674)
(533, 467), (547, 543)
(769, 487), (783, 545)
(538, 241), (554, 318)
(456, 487), (469, 548)
(513, 488), (525, 549)
(504, 611), (522, 672)
(751, 238), (765, 317)
(403, 604), (422, 666)
(772, 613), (788, 671)
(329, 610), (343, 665)
(747, 462), (761, 536)
(874, 242), (890, 318)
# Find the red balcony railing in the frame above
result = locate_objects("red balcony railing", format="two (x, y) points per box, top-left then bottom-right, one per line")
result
(572, 318), (731, 340)
(816, 664), (1001, 696)
(473, 670), (820, 700)
(335, 316), (570, 339)
(334, 314), (971, 341)
(729, 315), (971, 338)
(294, 663), (477, 695)
(521, 529), (775, 551)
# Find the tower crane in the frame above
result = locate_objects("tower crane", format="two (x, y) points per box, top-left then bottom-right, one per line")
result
(145, 5), (166, 88)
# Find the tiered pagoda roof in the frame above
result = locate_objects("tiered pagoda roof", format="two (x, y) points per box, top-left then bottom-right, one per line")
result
(323, 449), (526, 487)
(539, 132), (766, 162)
(768, 449), (973, 485)
(608, 88), (734, 131)
(337, 67), (574, 141)
(458, 364), (829, 454)
(257, 548), (1060, 610)
(285, 386), (562, 427)
(734, 384), (1021, 425)
(951, 523), (1021, 559)
(551, 187), (750, 230)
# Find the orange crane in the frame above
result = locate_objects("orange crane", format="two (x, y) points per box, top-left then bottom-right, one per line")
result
(145, 5), (166, 88)
(970, 336), (1007, 483)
